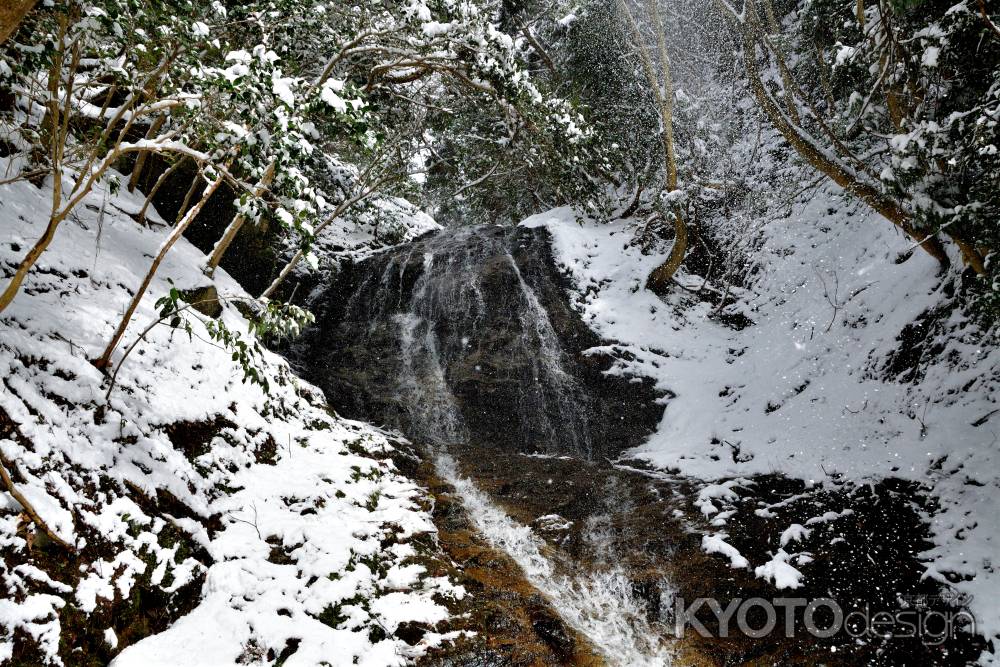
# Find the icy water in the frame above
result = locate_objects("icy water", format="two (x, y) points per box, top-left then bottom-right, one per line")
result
(434, 453), (674, 665)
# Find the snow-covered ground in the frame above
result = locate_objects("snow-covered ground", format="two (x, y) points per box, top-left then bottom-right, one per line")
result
(524, 191), (1000, 658)
(0, 168), (461, 665)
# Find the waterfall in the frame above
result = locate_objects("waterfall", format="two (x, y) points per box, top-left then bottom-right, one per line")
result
(311, 224), (598, 456)
(296, 224), (672, 665)
(506, 251), (593, 456)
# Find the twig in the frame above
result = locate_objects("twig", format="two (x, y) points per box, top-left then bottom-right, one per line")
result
(228, 503), (261, 539)
(104, 295), (259, 400)
(814, 268), (875, 332)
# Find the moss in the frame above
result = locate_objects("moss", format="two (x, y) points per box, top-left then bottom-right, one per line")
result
(252, 433), (279, 465)
(317, 593), (367, 629)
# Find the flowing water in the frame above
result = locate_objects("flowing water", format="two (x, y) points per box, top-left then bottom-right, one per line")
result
(294, 225), (674, 664)
(434, 453), (675, 665)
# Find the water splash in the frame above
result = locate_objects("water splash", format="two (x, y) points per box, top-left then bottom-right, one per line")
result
(435, 453), (675, 666)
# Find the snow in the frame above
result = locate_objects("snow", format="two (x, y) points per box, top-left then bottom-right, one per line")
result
(422, 21), (453, 37)
(0, 163), (458, 664)
(524, 190), (1000, 655)
(272, 75), (296, 108)
(694, 480), (746, 516)
(779, 524), (811, 547)
(922, 45), (941, 67)
(701, 533), (749, 569)
(754, 550), (804, 589)
(297, 195), (440, 299)
(804, 508), (855, 526)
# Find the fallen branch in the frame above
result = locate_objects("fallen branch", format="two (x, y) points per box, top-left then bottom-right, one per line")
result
(0, 452), (74, 550)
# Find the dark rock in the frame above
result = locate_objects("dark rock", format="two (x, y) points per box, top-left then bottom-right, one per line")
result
(290, 225), (665, 462)
(395, 621), (430, 646)
(180, 284), (222, 318)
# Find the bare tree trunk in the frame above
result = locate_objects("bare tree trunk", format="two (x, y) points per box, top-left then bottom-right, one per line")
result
(0, 16), (66, 314)
(204, 161), (275, 277)
(136, 158), (186, 225)
(952, 236), (987, 274)
(646, 207), (688, 293)
(760, 0), (801, 123)
(127, 115), (166, 192)
(520, 24), (558, 76)
(0, 215), (64, 313)
(738, 29), (950, 269)
(93, 172), (224, 371)
(0, 0), (37, 45)
(172, 172), (203, 225)
(646, 0), (689, 292)
(619, 0), (689, 292)
(814, 41), (836, 110)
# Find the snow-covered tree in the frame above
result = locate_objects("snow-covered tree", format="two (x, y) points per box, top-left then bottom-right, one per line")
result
(716, 0), (1000, 313)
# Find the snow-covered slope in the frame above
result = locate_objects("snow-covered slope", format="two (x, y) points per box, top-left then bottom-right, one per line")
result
(523, 192), (1000, 654)
(0, 170), (460, 665)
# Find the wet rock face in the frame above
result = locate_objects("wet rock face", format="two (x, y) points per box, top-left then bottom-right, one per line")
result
(292, 225), (663, 461)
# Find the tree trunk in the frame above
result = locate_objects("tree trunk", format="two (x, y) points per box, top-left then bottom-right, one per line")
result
(739, 32), (950, 269)
(204, 161), (275, 277)
(620, 0), (689, 289)
(93, 172), (225, 370)
(0, 214), (64, 313)
(646, 207), (688, 294)
(951, 236), (987, 274)
(0, 24), (64, 315)
(814, 41), (836, 110)
(127, 115), (166, 192)
(137, 158), (186, 225)
(760, 0), (801, 123)
(0, 0), (37, 45)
